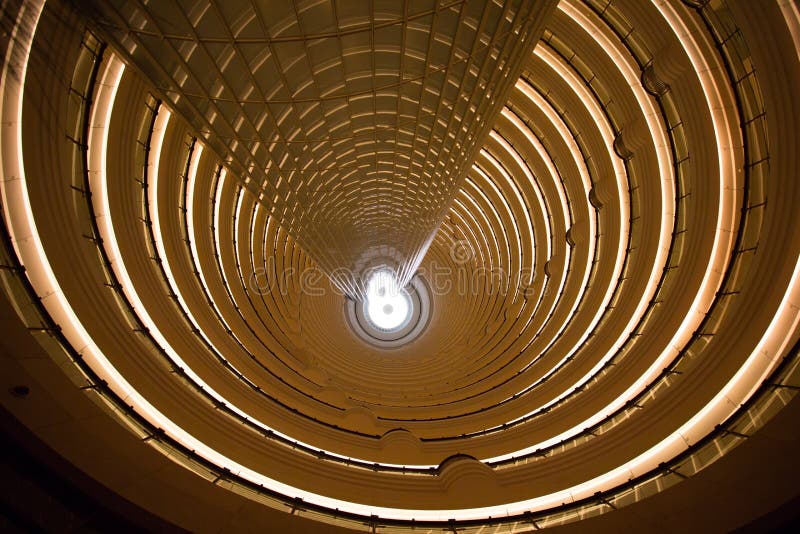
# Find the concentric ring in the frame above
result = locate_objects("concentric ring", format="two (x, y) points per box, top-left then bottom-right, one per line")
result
(1, 0), (800, 532)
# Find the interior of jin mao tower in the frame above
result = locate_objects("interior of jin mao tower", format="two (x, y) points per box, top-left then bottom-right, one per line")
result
(2, 0), (800, 532)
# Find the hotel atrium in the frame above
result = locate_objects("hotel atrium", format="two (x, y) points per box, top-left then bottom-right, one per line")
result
(2, 0), (800, 531)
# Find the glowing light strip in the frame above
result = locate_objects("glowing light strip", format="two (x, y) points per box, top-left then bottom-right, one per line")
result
(480, 10), (677, 459)
(484, 129), (536, 266)
(486, 133), (550, 260)
(234, 186), (246, 270)
(409, 116), (588, 434)
(506, 86), (595, 263)
(538, 42), (665, 336)
(147, 119), (217, 352)
(140, 3), (795, 519)
(479, 140), (567, 342)
(447, 196), (490, 268)
(507, 84), (608, 360)
(485, 0), (754, 472)
(486, 92), (624, 414)
(0, 0), (45, 264)
(471, 154), (523, 278)
(639, 0), (779, 441)
(450, 192), (499, 275)
(209, 168), (240, 337)
(0, 6), (239, 501)
(148, 119), (300, 446)
(82, 60), (427, 471)
(250, 196), (261, 275)
(176, 109), (439, 469)
(185, 144), (211, 311)
(142, 2), (712, 480)
(462, 172), (510, 272)
(489, 129), (570, 304)
(476, 57), (628, 406)
(643, 0), (738, 348)
(780, 0), (800, 63)
(88, 74), (237, 419)
(480, 135), (533, 283)
(213, 180), (264, 349)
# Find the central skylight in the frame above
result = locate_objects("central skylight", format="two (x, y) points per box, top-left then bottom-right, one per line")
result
(364, 270), (412, 331)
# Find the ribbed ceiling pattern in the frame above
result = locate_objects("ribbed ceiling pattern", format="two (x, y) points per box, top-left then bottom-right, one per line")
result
(84, 0), (556, 297)
(1, 0), (800, 532)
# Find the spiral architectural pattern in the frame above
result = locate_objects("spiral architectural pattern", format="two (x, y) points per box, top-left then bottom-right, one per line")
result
(1, 0), (800, 532)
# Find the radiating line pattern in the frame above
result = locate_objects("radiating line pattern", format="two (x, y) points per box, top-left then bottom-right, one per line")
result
(81, 0), (557, 298)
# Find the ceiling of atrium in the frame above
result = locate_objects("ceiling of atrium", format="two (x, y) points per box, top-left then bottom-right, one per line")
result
(1, 0), (799, 532)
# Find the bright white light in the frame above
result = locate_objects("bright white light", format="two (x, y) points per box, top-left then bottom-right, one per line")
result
(364, 271), (411, 331)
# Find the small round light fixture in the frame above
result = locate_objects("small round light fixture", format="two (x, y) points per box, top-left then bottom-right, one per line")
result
(345, 271), (431, 349)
